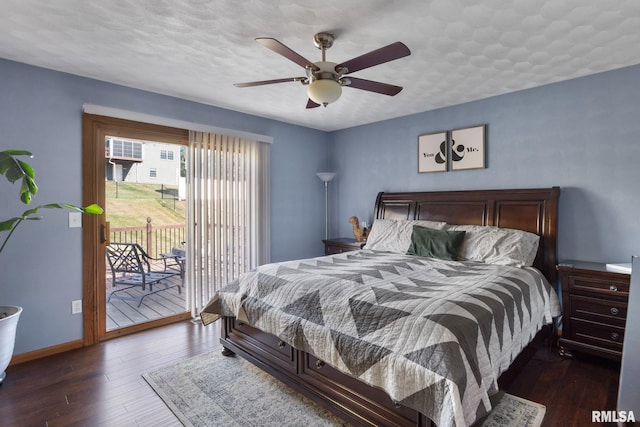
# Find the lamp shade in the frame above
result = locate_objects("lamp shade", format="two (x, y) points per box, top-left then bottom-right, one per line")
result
(307, 79), (342, 105)
(316, 172), (336, 182)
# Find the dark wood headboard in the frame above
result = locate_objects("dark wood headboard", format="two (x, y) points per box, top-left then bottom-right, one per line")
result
(373, 187), (560, 284)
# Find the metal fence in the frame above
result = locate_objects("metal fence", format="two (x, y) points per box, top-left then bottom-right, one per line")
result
(110, 218), (185, 257)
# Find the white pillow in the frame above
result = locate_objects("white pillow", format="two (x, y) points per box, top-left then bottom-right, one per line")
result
(364, 219), (447, 253)
(445, 224), (540, 267)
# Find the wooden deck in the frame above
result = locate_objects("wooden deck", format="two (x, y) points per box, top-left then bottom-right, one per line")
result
(106, 271), (187, 331)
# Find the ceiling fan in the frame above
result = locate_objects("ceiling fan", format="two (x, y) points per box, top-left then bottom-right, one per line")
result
(234, 33), (411, 108)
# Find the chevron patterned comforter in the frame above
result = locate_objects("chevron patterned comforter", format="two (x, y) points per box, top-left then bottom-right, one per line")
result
(201, 249), (561, 427)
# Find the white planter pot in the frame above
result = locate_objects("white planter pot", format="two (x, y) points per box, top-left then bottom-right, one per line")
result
(0, 305), (22, 384)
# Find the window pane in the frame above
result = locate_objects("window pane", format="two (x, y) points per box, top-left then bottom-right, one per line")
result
(133, 143), (142, 159)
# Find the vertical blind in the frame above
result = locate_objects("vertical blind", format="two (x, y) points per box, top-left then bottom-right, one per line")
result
(186, 131), (270, 317)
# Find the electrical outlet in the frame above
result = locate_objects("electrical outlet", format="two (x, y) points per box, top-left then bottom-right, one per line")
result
(71, 300), (82, 314)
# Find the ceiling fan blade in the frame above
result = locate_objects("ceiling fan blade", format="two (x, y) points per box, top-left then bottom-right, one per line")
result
(344, 77), (403, 96)
(306, 99), (321, 109)
(255, 38), (320, 71)
(337, 42), (410, 74)
(234, 77), (306, 88)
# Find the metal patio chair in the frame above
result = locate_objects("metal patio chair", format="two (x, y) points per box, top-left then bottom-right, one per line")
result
(160, 246), (186, 281)
(106, 242), (181, 307)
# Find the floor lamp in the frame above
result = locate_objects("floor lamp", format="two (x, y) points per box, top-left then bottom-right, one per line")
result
(316, 172), (336, 240)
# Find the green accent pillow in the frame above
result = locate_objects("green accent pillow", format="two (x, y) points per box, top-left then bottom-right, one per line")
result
(406, 225), (466, 260)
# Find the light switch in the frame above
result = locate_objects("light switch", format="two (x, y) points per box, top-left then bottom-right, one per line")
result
(71, 299), (82, 314)
(68, 211), (82, 228)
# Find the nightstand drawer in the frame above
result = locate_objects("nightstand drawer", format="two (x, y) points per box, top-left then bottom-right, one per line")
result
(323, 238), (363, 255)
(571, 318), (625, 351)
(568, 275), (629, 298)
(325, 244), (352, 255)
(569, 294), (627, 326)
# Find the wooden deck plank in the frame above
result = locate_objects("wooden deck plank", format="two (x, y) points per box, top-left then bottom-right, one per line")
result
(106, 274), (187, 331)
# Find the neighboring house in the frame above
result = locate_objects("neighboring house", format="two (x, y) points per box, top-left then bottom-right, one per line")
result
(105, 137), (180, 185)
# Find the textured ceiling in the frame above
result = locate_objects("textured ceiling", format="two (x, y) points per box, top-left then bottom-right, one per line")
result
(1, 0), (640, 131)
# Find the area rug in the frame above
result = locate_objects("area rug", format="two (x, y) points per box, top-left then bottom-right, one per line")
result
(479, 391), (546, 427)
(143, 349), (545, 427)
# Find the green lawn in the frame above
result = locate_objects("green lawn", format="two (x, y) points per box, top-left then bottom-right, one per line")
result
(106, 181), (186, 228)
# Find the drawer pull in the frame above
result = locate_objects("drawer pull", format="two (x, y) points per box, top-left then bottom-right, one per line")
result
(277, 340), (286, 349)
(609, 285), (618, 292)
(611, 332), (620, 341)
(610, 307), (619, 315)
(315, 360), (325, 369)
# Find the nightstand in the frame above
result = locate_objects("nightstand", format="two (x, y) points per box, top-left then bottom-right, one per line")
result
(557, 260), (631, 361)
(323, 238), (365, 255)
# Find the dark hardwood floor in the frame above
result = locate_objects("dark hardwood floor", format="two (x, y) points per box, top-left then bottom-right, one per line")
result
(0, 319), (220, 427)
(0, 320), (623, 427)
(503, 343), (623, 427)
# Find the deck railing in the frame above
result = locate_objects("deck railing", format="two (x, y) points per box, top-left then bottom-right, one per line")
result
(110, 218), (185, 257)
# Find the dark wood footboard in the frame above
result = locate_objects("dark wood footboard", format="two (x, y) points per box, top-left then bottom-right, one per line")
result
(220, 316), (552, 426)
(220, 316), (432, 427)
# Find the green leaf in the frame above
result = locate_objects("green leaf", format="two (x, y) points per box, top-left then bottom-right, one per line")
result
(59, 203), (81, 211)
(39, 203), (102, 214)
(0, 151), (33, 174)
(0, 150), (38, 204)
(1, 150), (33, 156)
(0, 218), (20, 232)
(20, 207), (41, 217)
(20, 160), (35, 179)
(20, 180), (33, 204)
(1, 149), (103, 254)
(11, 203), (103, 219)
(83, 204), (104, 215)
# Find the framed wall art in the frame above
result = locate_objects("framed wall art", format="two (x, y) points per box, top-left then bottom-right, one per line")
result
(418, 131), (448, 173)
(450, 124), (486, 171)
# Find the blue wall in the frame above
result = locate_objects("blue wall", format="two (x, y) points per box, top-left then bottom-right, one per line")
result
(329, 64), (640, 264)
(0, 59), (329, 354)
(2, 56), (640, 356)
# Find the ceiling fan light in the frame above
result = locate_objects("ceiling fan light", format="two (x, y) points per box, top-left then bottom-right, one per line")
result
(307, 79), (342, 106)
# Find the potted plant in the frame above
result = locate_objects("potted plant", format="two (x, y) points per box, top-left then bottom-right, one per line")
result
(0, 149), (102, 383)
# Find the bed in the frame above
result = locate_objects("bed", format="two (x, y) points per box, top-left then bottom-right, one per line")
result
(201, 187), (561, 427)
